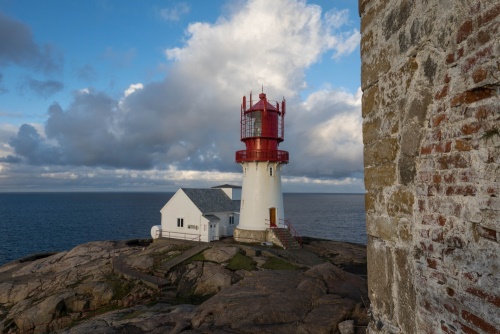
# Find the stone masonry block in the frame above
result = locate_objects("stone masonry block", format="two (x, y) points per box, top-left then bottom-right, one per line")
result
(365, 163), (397, 189)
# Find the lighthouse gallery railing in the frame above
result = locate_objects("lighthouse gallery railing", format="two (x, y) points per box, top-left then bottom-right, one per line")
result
(235, 149), (289, 163)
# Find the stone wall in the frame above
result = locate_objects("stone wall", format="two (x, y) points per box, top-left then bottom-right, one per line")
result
(360, 1), (499, 333)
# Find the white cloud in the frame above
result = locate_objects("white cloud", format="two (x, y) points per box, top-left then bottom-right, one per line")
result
(160, 3), (190, 21)
(165, 0), (359, 98)
(2, 0), (363, 192)
(123, 83), (143, 97)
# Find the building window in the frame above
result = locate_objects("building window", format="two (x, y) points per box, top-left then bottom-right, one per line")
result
(229, 216), (234, 225)
(177, 218), (184, 227)
(269, 166), (273, 176)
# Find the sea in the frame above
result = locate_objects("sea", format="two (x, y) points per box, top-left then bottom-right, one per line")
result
(0, 193), (366, 266)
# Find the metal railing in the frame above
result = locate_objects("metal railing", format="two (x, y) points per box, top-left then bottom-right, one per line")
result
(235, 149), (289, 163)
(155, 229), (201, 242)
(283, 220), (303, 247)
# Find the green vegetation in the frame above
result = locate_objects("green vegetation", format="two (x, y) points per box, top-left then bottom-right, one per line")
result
(184, 251), (206, 264)
(106, 273), (134, 300)
(261, 257), (300, 271)
(150, 244), (194, 272)
(226, 252), (256, 271)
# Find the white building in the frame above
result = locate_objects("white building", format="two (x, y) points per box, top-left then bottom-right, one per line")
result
(151, 185), (241, 242)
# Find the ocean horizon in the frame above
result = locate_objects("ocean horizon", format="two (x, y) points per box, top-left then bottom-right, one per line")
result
(0, 192), (366, 266)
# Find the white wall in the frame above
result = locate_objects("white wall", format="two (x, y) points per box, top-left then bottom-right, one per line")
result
(159, 189), (239, 242)
(160, 189), (204, 242)
(238, 161), (285, 231)
(219, 187), (242, 200)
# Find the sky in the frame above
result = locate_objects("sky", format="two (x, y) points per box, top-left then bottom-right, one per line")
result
(0, 0), (363, 193)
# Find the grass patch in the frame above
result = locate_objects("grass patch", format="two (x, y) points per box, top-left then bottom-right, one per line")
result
(226, 252), (256, 271)
(105, 273), (134, 300)
(261, 257), (300, 270)
(150, 244), (194, 272)
(184, 252), (206, 264)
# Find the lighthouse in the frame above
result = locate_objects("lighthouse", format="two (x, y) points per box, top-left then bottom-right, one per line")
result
(234, 90), (289, 244)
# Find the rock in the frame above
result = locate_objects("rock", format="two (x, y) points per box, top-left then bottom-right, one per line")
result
(13, 293), (70, 333)
(203, 246), (239, 263)
(63, 294), (90, 312)
(338, 320), (355, 334)
(303, 240), (367, 276)
(125, 255), (153, 271)
(194, 262), (240, 295)
(0, 238), (368, 333)
(190, 263), (367, 333)
(303, 262), (368, 301)
(57, 304), (197, 334)
(76, 282), (114, 307)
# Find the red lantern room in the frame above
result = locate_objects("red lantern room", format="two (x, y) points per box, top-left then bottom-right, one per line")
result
(235, 91), (289, 163)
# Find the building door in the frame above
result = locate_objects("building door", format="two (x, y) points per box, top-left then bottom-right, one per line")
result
(269, 207), (277, 227)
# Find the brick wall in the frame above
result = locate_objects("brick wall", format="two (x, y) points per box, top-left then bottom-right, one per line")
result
(360, 1), (499, 333)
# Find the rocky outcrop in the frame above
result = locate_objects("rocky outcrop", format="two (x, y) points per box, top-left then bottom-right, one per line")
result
(0, 241), (155, 333)
(0, 239), (368, 333)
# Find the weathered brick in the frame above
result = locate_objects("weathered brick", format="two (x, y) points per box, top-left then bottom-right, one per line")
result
(431, 228), (444, 243)
(430, 271), (447, 284)
(472, 67), (488, 83)
(475, 105), (495, 120)
(426, 257), (438, 269)
(441, 322), (456, 334)
(476, 29), (492, 46)
(443, 303), (458, 314)
(463, 271), (480, 283)
(362, 1), (500, 332)
(435, 85), (449, 100)
(458, 322), (481, 334)
(461, 310), (499, 334)
(478, 3), (500, 27)
(446, 53), (455, 64)
(465, 287), (500, 307)
(437, 154), (470, 169)
(457, 20), (473, 44)
(432, 113), (447, 127)
(456, 139), (473, 151)
(451, 87), (495, 107)
(461, 122), (482, 135)
(445, 185), (477, 196)
(443, 173), (456, 183)
(476, 225), (497, 241)
(461, 45), (493, 74)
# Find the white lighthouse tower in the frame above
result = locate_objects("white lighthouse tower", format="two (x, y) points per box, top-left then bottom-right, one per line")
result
(234, 91), (289, 244)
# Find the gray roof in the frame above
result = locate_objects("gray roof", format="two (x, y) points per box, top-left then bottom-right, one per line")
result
(211, 184), (242, 189)
(204, 214), (220, 222)
(182, 188), (240, 213)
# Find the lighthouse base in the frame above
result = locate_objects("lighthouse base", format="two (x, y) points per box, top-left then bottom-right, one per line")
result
(234, 228), (290, 248)
(233, 228), (268, 244)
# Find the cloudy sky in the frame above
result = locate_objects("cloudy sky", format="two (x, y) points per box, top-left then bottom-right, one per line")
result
(0, 0), (363, 193)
